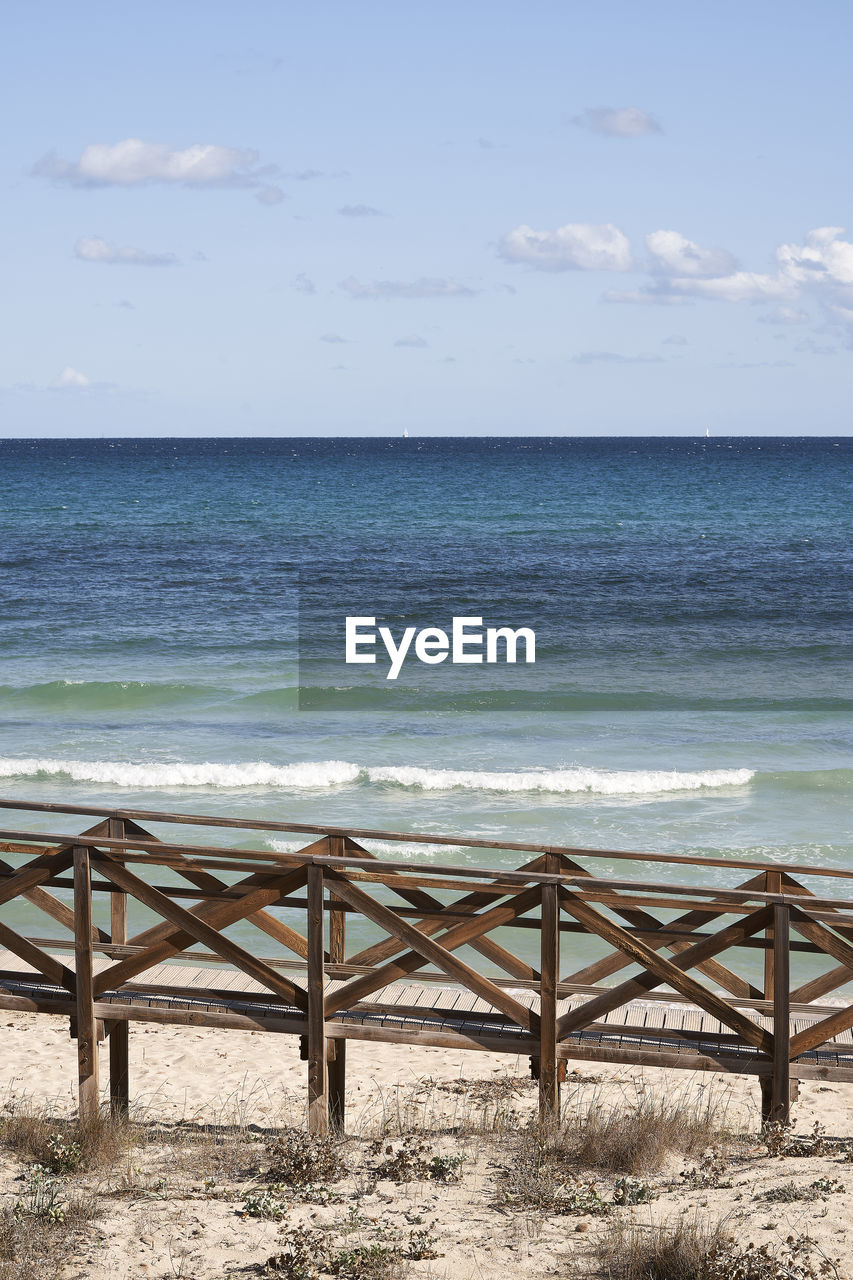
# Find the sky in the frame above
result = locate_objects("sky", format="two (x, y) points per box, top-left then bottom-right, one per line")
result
(2, 0), (853, 436)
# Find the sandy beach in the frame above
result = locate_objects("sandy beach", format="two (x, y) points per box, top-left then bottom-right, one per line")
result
(3, 1009), (853, 1278)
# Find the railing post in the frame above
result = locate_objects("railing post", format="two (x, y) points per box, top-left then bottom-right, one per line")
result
(770, 900), (791, 1124)
(327, 836), (347, 1132)
(763, 870), (781, 1001)
(538, 853), (560, 1123)
(307, 863), (328, 1134)
(108, 818), (130, 1118)
(73, 844), (99, 1124)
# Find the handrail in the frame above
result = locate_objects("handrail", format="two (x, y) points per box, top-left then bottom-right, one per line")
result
(0, 795), (850, 881)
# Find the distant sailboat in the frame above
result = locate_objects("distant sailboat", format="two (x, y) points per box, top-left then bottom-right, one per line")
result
(403, 429), (409, 438)
(705, 427), (710, 438)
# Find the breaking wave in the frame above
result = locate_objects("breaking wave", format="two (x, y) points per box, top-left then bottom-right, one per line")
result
(0, 756), (754, 796)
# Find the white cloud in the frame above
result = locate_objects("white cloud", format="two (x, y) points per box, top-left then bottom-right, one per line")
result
(53, 366), (89, 389)
(320, 333), (348, 343)
(667, 271), (793, 302)
(571, 350), (664, 364)
(339, 204), (383, 217)
(602, 286), (689, 305)
(34, 138), (269, 188)
(646, 230), (737, 278)
(74, 236), (178, 267)
(393, 335), (428, 347)
(573, 107), (662, 137)
(758, 306), (809, 325)
(662, 334), (688, 345)
(341, 276), (477, 299)
(776, 226), (853, 286)
(498, 222), (632, 272)
(294, 273), (316, 295)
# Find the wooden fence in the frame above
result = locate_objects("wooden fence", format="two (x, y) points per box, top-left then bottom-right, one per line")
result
(0, 798), (852, 1132)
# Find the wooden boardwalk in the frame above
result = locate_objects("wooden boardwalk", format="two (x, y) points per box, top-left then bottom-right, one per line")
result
(1, 797), (853, 1130)
(3, 949), (853, 1076)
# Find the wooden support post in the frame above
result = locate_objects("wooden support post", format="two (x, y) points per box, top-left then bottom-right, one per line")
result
(73, 845), (99, 1123)
(538, 854), (560, 1123)
(768, 901), (791, 1125)
(328, 839), (347, 1131)
(108, 818), (130, 1119)
(307, 864), (328, 1134)
(763, 870), (781, 1001)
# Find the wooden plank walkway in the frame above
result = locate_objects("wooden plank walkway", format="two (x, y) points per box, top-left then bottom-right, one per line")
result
(2, 950), (853, 1081)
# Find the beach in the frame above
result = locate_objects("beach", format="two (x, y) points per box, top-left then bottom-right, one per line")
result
(4, 1009), (853, 1278)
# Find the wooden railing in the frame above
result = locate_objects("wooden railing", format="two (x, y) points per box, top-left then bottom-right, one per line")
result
(0, 798), (852, 1131)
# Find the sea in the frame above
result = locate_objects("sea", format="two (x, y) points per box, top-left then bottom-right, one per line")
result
(0, 437), (850, 974)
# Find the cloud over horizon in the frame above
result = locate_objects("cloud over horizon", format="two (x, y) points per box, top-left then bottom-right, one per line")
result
(573, 106), (662, 137)
(52, 366), (89, 389)
(74, 236), (178, 267)
(498, 222), (633, 272)
(340, 276), (477, 299)
(338, 204), (384, 217)
(34, 138), (273, 189)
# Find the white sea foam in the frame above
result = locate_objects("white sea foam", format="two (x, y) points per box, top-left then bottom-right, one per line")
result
(365, 765), (755, 795)
(0, 757), (360, 789)
(0, 756), (754, 795)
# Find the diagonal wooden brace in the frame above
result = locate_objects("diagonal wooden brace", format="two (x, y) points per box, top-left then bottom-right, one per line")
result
(324, 871), (541, 1033)
(343, 837), (542, 982)
(558, 854), (764, 1000)
(90, 855), (309, 1010)
(556, 889), (774, 1054)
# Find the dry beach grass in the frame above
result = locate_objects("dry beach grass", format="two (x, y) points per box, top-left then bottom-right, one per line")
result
(1, 1013), (853, 1278)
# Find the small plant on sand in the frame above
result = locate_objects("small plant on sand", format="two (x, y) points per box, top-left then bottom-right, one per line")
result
(371, 1136), (464, 1184)
(757, 1178), (843, 1203)
(612, 1175), (656, 1206)
(240, 1184), (290, 1220)
(264, 1222), (434, 1280)
(680, 1150), (733, 1190)
(14, 1168), (68, 1225)
(264, 1227), (328, 1278)
(761, 1121), (831, 1159)
(496, 1162), (609, 1216)
(267, 1127), (346, 1186)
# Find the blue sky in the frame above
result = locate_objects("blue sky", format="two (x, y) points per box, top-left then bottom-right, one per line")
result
(3, 0), (853, 435)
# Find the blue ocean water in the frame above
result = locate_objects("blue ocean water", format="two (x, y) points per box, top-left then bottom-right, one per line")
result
(0, 437), (850, 955)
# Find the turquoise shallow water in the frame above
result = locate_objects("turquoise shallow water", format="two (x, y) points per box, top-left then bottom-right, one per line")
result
(0, 437), (850, 972)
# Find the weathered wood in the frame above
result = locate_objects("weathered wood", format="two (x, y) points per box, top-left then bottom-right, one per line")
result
(73, 846), (99, 1122)
(307, 865), (328, 1134)
(0, 855), (110, 944)
(0, 846), (75, 909)
(763, 871), (782, 1001)
(6, 797), (853, 887)
(560, 857), (766, 1000)
(91, 856), (310, 1010)
(107, 819), (130, 1118)
(538, 855), (560, 1120)
(344, 837), (542, 983)
(324, 877), (542, 1031)
(770, 903), (791, 1123)
(327, 839), (347, 1131)
(556, 895), (775, 1054)
(94, 862), (311, 995)
(0, 921), (76, 990)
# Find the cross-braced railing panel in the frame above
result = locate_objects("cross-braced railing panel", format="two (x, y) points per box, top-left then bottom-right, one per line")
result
(0, 796), (852, 1132)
